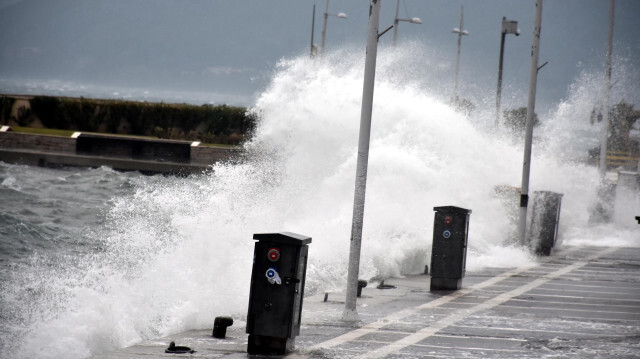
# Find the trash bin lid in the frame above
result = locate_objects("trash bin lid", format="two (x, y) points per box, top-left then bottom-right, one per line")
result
(253, 232), (312, 245)
(433, 206), (472, 214)
(533, 190), (564, 198)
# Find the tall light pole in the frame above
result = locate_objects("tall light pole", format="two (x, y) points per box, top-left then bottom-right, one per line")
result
(310, 5), (317, 57)
(451, 5), (469, 102)
(495, 17), (520, 128)
(392, 0), (422, 46)
(343, 0), (384, 323)
(599, 0), (615, 179)
(321, 0), (348, 54)
(518, 0), (543, 246)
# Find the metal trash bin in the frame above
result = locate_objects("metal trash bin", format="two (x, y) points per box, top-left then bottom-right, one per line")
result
(528, 191), (563, 256)
(430, 206), (471, 291)
(246, 232), (311, 355)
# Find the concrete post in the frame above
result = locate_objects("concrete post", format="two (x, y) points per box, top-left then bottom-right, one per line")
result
(518, 0), (543, 246)
(343, 0), (381, 322)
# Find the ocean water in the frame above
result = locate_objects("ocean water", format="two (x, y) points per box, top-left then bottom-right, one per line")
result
(1, 44), (639, 359)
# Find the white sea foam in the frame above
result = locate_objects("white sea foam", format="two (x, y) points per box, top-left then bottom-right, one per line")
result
(4, 45), (639, 358)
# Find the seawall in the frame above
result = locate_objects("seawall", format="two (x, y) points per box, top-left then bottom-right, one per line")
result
(0, 126), (240, 175)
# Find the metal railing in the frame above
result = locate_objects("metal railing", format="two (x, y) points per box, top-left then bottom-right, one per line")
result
(594, 150), (639, 170)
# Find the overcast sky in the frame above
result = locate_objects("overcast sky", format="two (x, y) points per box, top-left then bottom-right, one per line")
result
(0, 0), (639, 113)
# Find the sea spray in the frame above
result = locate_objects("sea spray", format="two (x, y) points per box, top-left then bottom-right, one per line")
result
(2, 45), (638, 359)
(536, 63), (640, 241)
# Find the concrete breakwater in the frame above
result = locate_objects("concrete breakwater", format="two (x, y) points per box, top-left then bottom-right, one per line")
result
(0, 127), (240, 174)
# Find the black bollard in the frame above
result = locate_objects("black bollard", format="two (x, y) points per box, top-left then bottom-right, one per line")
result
(246, 232), (312, 355)
(212, 316), (234, 339)
(165, 341), (195, 354)
(528, 192), (563, 256)
(357, 280), (368, 297)
(376, 280), (396, 289)
(430, 206), (471, 290)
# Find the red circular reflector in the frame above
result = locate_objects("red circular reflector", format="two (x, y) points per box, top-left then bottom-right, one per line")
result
(267, 248), (280, 262)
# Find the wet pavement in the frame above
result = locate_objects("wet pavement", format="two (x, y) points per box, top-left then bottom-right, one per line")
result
(93, 245), (640, 358)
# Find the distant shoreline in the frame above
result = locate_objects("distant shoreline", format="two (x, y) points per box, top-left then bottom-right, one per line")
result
(0, 93), (249, 174)
(0, 94), (256, 146)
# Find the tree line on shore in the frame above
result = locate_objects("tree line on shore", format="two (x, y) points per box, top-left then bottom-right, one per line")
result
(0, 95), (257, 145)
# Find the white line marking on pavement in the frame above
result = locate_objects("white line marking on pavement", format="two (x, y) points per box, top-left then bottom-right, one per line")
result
(409, 343), (527, 353)
(521, 292), (640, 302)
(506, 298), (640, 309)
(449, 324), (634, 337)
(499, 304), (640, 314)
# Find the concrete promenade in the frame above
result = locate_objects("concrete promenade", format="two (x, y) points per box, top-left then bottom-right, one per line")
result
(93, 245), (640, 358)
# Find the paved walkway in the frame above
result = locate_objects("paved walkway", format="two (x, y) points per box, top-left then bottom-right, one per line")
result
(93, 245), (640, 358)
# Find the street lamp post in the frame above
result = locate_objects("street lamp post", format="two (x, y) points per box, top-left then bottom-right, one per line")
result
(518, 0), (543, 246)
(392, 0), (422, 46)
(321, 0), (348, 54)
(343, 0), (382, 323)
(451, 5), (469, 102)
(310, 5), (317, 57)
(495, 17), (519, 128)
(599, 0), (615, 179)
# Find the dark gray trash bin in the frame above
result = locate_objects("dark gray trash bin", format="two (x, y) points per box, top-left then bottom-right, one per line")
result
(528, 191), (563, 256)
(430, 206), (471, 291)
(246, 232), (311, 355)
